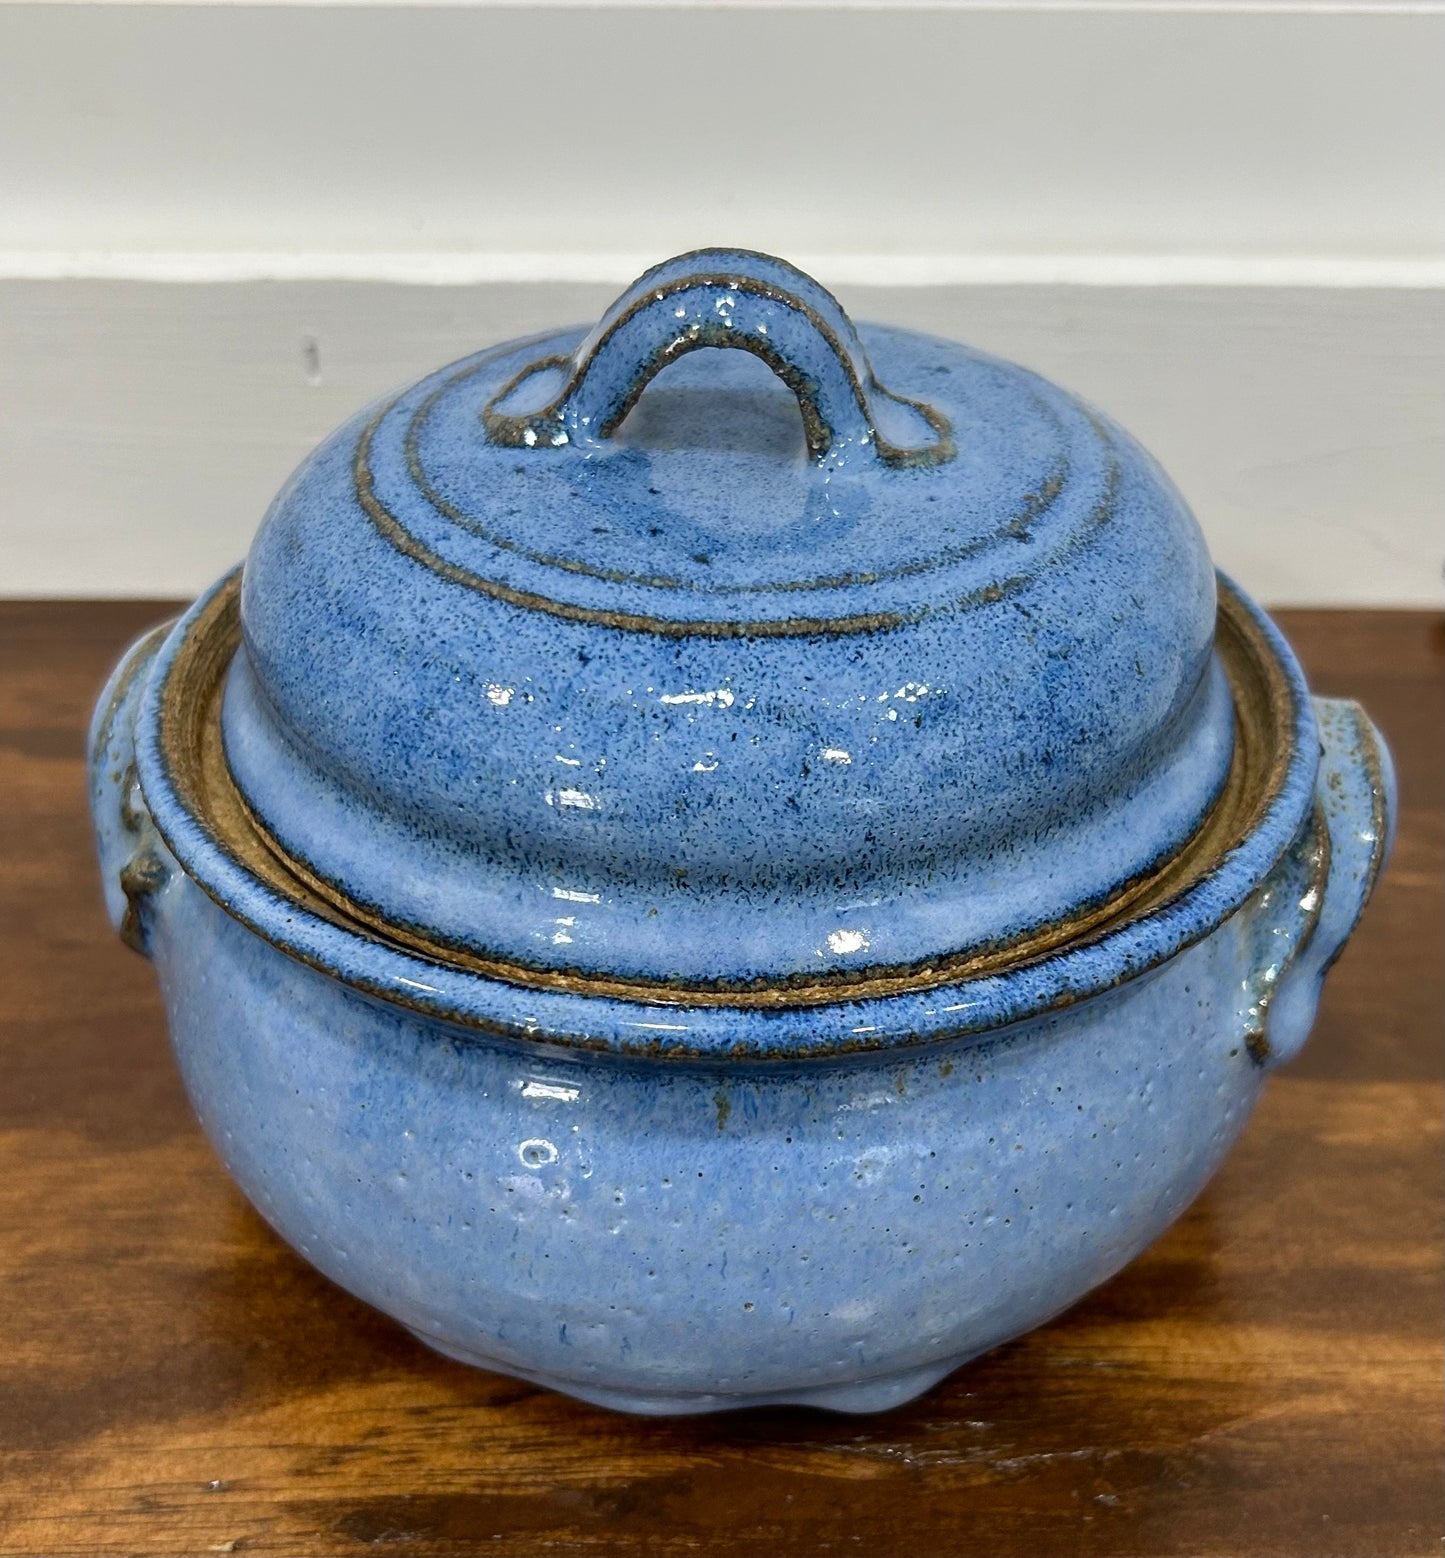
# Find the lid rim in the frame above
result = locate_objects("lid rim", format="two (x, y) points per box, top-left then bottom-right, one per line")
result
(133, 567), (1317, 1056)
(230, 667), (1239, 1004)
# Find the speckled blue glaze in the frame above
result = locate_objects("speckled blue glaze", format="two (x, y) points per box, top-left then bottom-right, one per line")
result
(221, 250), (1232, 985)
(92, 622), (1389, 1413)
(87, 251), (1396, 1415)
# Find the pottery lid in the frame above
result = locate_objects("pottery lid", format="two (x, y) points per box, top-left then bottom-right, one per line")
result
(220, 249), (1234, 995)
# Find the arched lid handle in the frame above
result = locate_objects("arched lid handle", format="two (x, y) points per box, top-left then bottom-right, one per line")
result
(482, 249), (955, 470)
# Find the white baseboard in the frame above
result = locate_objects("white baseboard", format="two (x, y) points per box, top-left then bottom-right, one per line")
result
(1, 276), (1439, 604)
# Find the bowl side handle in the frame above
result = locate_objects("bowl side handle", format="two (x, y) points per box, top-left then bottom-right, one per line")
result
(1259, 696), (1397, 1070)
(88, 623), (175, 957)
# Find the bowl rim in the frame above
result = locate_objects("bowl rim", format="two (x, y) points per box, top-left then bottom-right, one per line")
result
(132, 567), (1319, 1060)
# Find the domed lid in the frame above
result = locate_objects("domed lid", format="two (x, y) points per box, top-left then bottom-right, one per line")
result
(220, 249), (1234, 995)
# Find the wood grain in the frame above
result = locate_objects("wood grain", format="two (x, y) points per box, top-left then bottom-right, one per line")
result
(0, 602), (1440, 1558)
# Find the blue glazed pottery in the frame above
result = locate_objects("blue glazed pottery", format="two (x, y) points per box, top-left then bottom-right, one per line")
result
(90, 250), (1394, 1415)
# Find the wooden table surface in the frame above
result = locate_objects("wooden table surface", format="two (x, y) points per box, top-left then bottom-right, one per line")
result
(1, 602), (1440, 1558)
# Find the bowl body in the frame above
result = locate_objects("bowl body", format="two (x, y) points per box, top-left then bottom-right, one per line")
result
(146, 859), (1283, 1415)
(89, 586), (1393, 1414)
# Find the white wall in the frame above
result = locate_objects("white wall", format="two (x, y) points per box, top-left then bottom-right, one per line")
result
(3, 3), (1442, 262)
(1, 1), (1441, 601)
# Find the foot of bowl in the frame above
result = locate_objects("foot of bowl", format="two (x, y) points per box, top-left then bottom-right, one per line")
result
(404, 1327), (962, 1416)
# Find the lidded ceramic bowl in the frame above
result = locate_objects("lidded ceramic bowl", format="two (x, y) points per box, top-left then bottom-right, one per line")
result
(90, 251), (1393, 1414)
